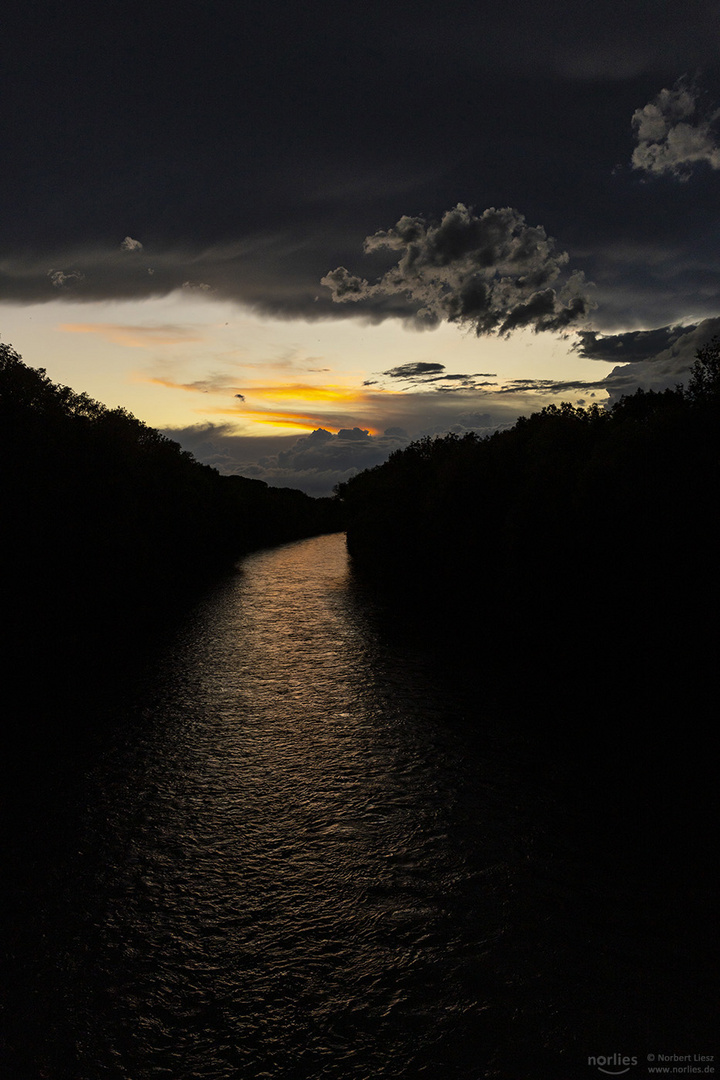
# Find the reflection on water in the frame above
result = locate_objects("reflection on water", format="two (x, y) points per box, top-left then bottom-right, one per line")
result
(5, 534), (620, 1078)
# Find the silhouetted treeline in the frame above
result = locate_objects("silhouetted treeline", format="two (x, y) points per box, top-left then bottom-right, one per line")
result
(338, 340), (720, 860)
(0, 344), (342, 738)
(339, 339), (720, 632)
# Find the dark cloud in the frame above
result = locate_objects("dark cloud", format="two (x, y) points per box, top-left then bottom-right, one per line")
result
(594, 318), (720, 403)
(322, 204), (594, 335)
(432, 379), (499, 393)
(337, 427), (372, 441)
(383, 362), (446, 379)
(369, 359), (498, 392)
(3, 2), (720, 339)
(575, 325), (689, 362)
(631, 79), (720, 179)
(498, 377), (607, 396)
(565, 318), (720, 403)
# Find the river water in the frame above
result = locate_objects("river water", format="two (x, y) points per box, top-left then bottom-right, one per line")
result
(4, 533), (685, 1078)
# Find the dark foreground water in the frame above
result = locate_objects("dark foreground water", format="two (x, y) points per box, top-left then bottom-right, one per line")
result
(2, 534), (716, 1079)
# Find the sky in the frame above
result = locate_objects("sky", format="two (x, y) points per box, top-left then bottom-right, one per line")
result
(2, 0), (720, 494)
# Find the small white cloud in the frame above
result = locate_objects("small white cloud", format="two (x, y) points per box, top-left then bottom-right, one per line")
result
(48, 268), (85, 288)
(182, 280), (213, 291)
(120, 236), (143, 252)
(631, 79), (720, 179)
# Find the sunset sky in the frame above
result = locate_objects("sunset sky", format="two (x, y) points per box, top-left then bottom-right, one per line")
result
(3, 1), (720, 493)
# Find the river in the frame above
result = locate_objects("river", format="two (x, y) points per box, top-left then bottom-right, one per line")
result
(2, 533), (708, 1079)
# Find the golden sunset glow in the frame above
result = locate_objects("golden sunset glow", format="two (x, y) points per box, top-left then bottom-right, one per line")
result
(207, 403), (384, 434)
(230, 383), (369, 403)
(217, 410), (381, 433)
(144, 376), (372, 405)
(0, 294), (612, 449)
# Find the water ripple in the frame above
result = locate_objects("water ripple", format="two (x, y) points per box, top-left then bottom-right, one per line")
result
(14, 534), (592, 1079)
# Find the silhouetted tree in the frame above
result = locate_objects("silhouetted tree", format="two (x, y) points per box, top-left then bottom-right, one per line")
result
(686, 335), (720, 403)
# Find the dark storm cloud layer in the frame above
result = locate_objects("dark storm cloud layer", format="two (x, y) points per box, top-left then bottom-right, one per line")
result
(3, 1), (720, 334)
(0, 238), (345, 315)
(322, 206), (594, 335)
(577, 317), (720, 403)
(576, 326), (688, 363)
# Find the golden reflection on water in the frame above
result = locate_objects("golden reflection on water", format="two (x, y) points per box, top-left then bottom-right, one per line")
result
(54, 534), (571, 1078)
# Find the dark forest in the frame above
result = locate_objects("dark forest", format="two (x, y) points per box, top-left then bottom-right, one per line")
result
(1, 343), (342, 752)
(338, 339), (720, 627)
(336, 339), (720, 895)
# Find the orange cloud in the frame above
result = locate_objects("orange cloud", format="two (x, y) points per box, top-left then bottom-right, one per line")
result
(146, 374), (391, 406)
(144, 371), (404, 432)
(145, 374), (241, 394)
(143, 376), (367, 400)
(235, 383), (372, 404)
(58, 323), (204, 347)
(206, 401), (383, 434)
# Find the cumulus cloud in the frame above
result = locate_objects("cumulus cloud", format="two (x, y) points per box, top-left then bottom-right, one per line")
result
(120, 236), (143, 252)
(251, 426), (408, 492)
(161, 422), (414, 496)
(321, 204), (594, 335)
(631, 79), (720, 179)
(162, 383), (551, 495)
